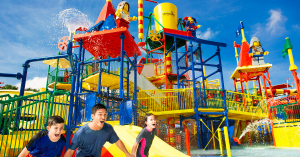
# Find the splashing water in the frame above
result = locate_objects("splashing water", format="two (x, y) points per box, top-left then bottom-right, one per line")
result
(57, 8), (92, 33)
(239, 118), (270, 140)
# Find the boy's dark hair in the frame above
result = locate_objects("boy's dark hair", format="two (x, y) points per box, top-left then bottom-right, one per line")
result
(144, 113), (155, 127)
(92, 104), (107, 114)
(48, 116), (64, 126)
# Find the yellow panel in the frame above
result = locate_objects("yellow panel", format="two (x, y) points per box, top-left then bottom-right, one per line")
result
(273, 125), (300, 147)
(103, 123), (189, 157)
(230, 64), (272, 79)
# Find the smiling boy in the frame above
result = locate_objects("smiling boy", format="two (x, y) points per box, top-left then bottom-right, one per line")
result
(64, 104), (133, 157)
(18, 116), (66, 157)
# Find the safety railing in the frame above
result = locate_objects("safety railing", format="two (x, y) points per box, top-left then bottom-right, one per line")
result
(0, 94), (12, 101)
(226, 91), (268, 115)
(136, 88), (268, 116)
(136, 88), (194, 112)
(270, 102), (300, 124)
(0, 91), (70, 157)
(47, 69), (72, 85)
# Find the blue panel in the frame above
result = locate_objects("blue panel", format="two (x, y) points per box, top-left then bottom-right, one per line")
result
(120, 100), (133, 125)
(100, 14), (117, 31)
(87, 21), (104, 32)
(85, 93), (96, 121)
(164, 32), (227, 47)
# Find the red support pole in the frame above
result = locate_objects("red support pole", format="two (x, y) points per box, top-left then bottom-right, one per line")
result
(262, 74), (276, 146)
(185, 128), (191, 156)
(257, 76), (263, 97)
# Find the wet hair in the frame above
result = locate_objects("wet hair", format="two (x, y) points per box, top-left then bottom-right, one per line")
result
(92, 104), (107, 114)
(48, 116), (64, 126)
(144, 113), (155, 127)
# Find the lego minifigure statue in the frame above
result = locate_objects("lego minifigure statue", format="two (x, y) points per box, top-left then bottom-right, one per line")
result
(115, 1), (137, 29)
(249, 37), (269, 66)
(183, 17), (201, 37)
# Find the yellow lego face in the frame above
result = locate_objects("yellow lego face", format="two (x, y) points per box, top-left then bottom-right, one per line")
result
(188, 17), (194, 23)
(124, 4), (129, 12)
(253, 41), (260, 47)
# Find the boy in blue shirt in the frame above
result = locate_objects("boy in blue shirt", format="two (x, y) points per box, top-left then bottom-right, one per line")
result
(18, 116), (66, 157)
(64, 104), (133, 157)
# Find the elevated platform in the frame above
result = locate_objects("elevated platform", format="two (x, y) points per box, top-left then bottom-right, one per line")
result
(73, 27), (141, 58)
(231, 64), (272, 79)
(147, 108), (268, 121)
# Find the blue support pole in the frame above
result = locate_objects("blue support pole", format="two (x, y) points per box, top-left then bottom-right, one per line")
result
(79, 49), (85, 93)
(74, 40), (83, 125)
(174, 38), (181, 106)
(189, 41), (202, 149)
(127, 61), (130, 100)
(65, 41), (77, 151)
(120, 33), (125, 125)
(206, 119), (211, 149)
(0, 73), (22, 79)
(98, 60), (103, 94)
(133, 54), (138, 125)
(198, 44), (207, 108)
(216, 46), (230, 133)
(107, 57), (110, 108)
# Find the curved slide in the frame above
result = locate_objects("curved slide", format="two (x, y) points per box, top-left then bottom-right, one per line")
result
(103, 122), (189, 157)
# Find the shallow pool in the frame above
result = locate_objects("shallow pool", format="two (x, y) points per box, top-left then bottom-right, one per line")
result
(191, 145), (300, 157)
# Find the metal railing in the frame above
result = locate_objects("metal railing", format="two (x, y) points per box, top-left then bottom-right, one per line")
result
(270, 102), (300, 124)
(0, 91), (70, 157)
(136, 88), (268, 115)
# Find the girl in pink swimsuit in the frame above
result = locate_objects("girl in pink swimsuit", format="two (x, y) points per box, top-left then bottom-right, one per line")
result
(131, 113), (156, 157)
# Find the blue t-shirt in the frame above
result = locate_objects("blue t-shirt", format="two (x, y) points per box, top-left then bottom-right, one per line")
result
(26, 130), (66, 157)
(69, 123), (119, 157)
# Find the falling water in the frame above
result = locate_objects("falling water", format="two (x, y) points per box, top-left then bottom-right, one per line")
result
(239, 118), (270, 140)
(57, 8), (93, 33)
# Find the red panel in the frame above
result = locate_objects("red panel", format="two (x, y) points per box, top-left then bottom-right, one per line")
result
(163, 28), (193, 37)
(238, 41), (252, 67)
(95, 1), (116, 25)
(73, 27), (141, 58)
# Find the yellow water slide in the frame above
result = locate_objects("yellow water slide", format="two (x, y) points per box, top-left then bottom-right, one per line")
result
(104, 121), (189, 157)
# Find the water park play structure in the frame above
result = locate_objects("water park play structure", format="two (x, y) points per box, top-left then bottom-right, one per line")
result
(1, 0), (300, 156)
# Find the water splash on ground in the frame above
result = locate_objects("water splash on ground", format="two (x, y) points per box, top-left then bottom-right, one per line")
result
(239, 118), (270, 140)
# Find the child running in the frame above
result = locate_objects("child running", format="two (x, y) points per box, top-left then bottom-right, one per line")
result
(18, 116), (66, 157)
(131, 113), (156, 157)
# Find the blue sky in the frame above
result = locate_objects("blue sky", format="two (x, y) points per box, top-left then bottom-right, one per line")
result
(1, 0), (300, 90)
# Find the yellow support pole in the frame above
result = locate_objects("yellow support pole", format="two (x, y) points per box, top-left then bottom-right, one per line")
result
(287, 48), (298, 71)
(224, 126), (232, 157)
(240, 21), (247, 42)
(217, 128), (223, 155)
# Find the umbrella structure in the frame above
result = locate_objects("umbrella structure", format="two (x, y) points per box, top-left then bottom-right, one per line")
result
(43, 58), (70, 69)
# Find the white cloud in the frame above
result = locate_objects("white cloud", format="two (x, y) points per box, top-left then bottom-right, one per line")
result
(196, 28), (219, 40)
(266, 9), (287, 36)
(292, 24), (300, 31)
(251, 9), (287, 38)
(15, 77), (47, 90)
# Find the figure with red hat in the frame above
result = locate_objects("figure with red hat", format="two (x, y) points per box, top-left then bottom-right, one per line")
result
(183, 17), (201, 37)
